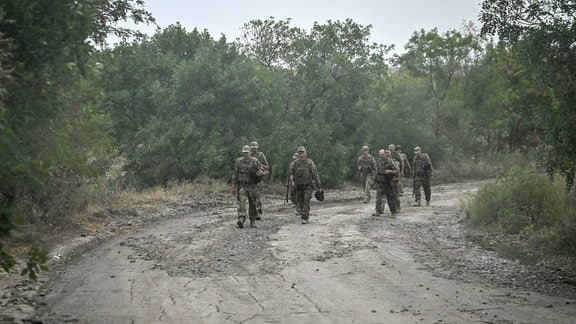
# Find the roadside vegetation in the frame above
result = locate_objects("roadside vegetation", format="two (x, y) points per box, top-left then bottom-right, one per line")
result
(1, 0), (576, 280)
(463, 168), (576, 272)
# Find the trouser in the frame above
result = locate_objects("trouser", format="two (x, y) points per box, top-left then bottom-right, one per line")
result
(360, 173), (372, 201)
(375, 182), (397, 214)
(393, 179), (401, 210)
(237, 186), (258, 222)
(295, 185), (313, 220)
(413, 177), (431, 202)
(254, 182), (263, 213)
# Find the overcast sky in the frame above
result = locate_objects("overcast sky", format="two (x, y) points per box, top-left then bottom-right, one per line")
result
(124, 0), (483, 53)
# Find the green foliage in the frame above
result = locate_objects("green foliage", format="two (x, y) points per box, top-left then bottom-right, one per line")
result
(102, 25), (287, 186)
(394, 27), (482, 144)
(0, 0), (153, 277)
(480, 0), (576, 189)
(463, 168), (576, 258)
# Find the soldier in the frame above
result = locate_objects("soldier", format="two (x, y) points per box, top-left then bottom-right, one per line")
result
(395, 145), (411, 178)
(249, 141), (269, 220)
(387, 144), (403, 211)
(288, 146), (322, 224)
(287, 152), (298, 206)
(372, 149), (400, 216)
(412, 146), (433, 206)
(357, 145), (376, 203)
(232, 145), (268, 228)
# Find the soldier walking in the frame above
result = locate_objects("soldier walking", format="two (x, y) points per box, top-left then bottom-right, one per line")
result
(249, 141), (269, 220)
(233, 145), (267, 228)
(412, 146), (433, 206)
(288, 146), (322, 224)
(372, 149), (400, 216)
(357, 146), (376, 203)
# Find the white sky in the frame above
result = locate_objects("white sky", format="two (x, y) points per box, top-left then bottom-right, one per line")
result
(123, 0), (482, 53)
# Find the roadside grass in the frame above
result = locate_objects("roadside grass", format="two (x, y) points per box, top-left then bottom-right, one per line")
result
(462, 167), (576, 271)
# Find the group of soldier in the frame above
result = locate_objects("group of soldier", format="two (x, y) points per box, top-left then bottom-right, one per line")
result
(233, 142), (432, 229)
(357, 145), (433, 217)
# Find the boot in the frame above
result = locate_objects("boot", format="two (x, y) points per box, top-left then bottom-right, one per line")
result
(413, 200), (421, 207)
(250, 220), (257, 228)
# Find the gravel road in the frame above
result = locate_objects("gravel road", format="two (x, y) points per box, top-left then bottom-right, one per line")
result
(2, 181), (575, 323)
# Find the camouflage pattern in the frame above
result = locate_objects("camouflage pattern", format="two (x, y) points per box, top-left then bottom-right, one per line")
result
(233, 155), (262, 224)
(357, 152), (376, 202)
(250, 150), (269, 216)
(373, 156), (399, 214)
(288, 157), (321, 221)
(412, 152), (433, 204)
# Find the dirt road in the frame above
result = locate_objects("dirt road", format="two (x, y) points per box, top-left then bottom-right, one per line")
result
(23, 182), (576, 323)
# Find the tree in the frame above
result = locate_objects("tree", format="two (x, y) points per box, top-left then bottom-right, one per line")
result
(102, 25), (286, 185)
(394, 27), (482, 145)
(238, 18), (391, 185)
(480, 0), (576, 189)
(0, 0), (153, 278)
(460, 43), (542, 154)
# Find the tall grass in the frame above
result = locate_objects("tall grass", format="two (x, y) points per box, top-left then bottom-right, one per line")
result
(462, 167), (576, 269)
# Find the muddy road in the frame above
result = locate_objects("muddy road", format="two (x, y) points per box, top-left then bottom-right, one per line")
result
(20, 182), (576, 323)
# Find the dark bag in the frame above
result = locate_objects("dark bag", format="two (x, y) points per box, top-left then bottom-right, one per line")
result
(314, 189), (325, 201)
(421, 161), (432, 171)
(249, 163), (263, 184)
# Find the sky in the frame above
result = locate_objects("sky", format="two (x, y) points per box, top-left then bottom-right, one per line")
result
(121, 0), (483, 53)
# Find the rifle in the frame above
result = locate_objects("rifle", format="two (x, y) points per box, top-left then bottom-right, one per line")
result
(285, 183), (289, 204)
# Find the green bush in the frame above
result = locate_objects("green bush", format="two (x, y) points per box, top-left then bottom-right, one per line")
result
(463, 167), (576, 263)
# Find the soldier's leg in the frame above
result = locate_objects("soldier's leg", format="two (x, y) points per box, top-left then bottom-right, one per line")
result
(413, 178), (422, 206)
(237, 187), (247, 228)
(301, 187), (313, 223)
(423, 178), (432, 205)
(393, 180), (401, 211)
(247, 190), (258, 228)
(363, 175), (371, 203)
(373, 185), (384, 215)
(296, 187), (304, 216)
(384, 184), (397, 215)
(255, 183), (263, 219)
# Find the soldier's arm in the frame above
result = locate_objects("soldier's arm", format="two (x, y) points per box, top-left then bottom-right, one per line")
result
(311, 161), (322, 189)
(260, 153), (270, 171)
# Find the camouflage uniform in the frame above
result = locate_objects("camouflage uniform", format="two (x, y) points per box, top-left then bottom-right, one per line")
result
(388, 146), (404, 211)
(357, 146), (376, 203)
(286, 152), (298, 206)
(249, 142), (269, 219)
(412, 147), (433, 206)
(373, 151), (399, 215)
(288, 146), (322, 223)
(233, 146), (264, 228)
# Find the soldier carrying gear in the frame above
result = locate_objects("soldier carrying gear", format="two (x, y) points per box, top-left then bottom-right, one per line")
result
(288, 146), (322, 224)
(233, 145), (268, 229)
(412, 146), (433, 206)
(372, 149), (399, 216)
(357, 145), (376, 203)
